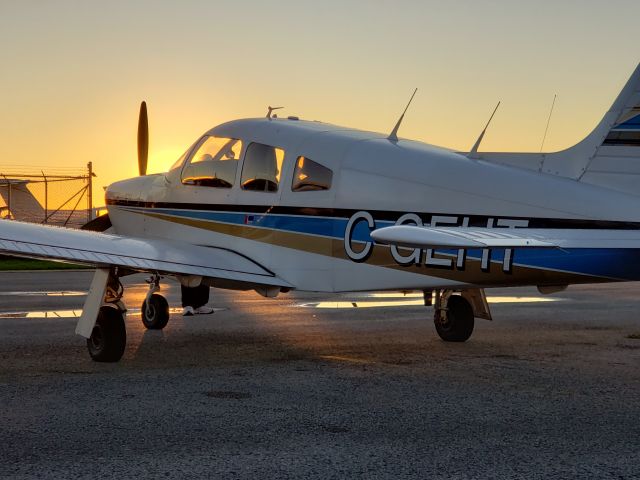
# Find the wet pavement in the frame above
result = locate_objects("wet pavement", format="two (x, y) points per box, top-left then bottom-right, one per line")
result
(1, 271), (639, 479)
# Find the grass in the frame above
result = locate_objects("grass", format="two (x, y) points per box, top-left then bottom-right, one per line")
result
(0, 255), (90, 271)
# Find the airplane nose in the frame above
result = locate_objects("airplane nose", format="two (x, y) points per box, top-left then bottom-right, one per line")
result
(106, 174), (167, 205)
(105, 176), (148, 203)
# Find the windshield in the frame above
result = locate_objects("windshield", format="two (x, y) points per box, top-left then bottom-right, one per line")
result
(181, 136), (243, 188)
(169, 137), (203, 172)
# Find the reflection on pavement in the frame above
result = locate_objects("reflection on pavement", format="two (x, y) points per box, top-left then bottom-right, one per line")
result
(0, 307), (226, 319)
(298, 294), (561, 309)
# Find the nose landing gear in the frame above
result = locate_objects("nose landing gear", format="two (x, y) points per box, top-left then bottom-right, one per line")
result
(141, 273), (170, 330)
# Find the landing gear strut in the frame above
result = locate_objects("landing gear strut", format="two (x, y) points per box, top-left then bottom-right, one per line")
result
(141, 273), (169, 330)
(434, 290), (475, 342)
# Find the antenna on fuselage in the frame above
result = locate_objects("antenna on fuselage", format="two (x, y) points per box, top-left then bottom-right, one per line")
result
(388, 88), (418, 142)
(266, 106), (283, 120)
(468, 101), (500, 158)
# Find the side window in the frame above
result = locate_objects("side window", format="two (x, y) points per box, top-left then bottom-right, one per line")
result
(181, 136), (242, 188)
(291, 156), (333, 192)
(241, 142), (285, 192)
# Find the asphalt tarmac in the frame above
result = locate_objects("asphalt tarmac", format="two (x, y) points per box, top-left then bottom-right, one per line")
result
(0, 271), (639, 479)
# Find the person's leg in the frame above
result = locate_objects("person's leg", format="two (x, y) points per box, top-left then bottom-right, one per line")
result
(181, 284), (213, 315)
(192, 284), (210, 308)
(181, 284), (195, 308)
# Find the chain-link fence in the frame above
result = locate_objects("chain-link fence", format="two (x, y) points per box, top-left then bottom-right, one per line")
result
(0, 163), (95, 228)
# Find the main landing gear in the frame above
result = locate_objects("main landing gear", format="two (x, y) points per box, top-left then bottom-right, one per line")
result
(82, 270), (171, 363)
(86, 272), (127, 362)
(432, 289), (492, 342)
(87, 306), (127, 362)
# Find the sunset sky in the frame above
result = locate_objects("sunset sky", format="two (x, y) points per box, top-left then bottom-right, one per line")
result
(1, 0), (639, 206)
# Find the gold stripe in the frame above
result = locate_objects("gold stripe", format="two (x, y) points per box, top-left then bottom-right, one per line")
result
(143, 211), (334, 256)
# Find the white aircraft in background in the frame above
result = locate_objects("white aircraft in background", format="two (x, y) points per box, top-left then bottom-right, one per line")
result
(0, 179), (45, 221)
(1, 63), (640, 363)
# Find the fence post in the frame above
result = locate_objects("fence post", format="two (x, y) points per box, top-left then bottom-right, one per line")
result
(3, 175), (11, 220)
(87, 162), (93, 222)
(41, 170), (48, 223)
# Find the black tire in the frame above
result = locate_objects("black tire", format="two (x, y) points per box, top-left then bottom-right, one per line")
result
(141, 294), (170, 330)
(87, 306), (126, 362)
(434, 295), (474, 342)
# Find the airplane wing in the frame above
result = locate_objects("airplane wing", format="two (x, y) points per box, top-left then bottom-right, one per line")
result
(0, 220), (292, 288)
(371, 225), (559, 249)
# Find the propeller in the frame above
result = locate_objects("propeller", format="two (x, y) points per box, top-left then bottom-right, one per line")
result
(137, 101), (149, 176)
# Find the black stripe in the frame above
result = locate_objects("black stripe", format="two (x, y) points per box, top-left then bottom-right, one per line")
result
(603, 131), (640, 146)
(106, 199), (640, 230)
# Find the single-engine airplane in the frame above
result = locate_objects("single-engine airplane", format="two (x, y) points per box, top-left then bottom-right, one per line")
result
(2, 63), (640, 362)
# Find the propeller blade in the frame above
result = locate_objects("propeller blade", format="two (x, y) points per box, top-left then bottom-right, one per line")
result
(137, 101), (149, 176)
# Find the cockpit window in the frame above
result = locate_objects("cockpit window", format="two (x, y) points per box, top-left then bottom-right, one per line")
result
(181, 136), (242, 188)
(291, 156), (333, 192)
(240, 142), (285, 192)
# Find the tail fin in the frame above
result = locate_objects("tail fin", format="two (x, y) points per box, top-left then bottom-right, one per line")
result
(573, 62), (640, 192)
(590, 63), (640, 147)
(477, 62), (640, 196)
(0, 180), (45, 221)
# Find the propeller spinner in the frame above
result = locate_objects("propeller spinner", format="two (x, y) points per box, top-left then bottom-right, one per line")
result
(137, 101), (149, 176)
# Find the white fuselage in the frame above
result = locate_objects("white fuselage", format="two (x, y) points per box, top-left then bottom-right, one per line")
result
(106, 118), (640, 292)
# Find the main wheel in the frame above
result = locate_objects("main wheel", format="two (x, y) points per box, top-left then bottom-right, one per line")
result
(87, 306), (126, 362)
(434, 295), (474, 342)
(141, 293), (169, 330)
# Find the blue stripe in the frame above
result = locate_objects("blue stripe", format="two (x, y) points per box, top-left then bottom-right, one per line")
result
(614, 113), (640, 130)
(150, 207), (394, 242)
(463, 248), (640, 281)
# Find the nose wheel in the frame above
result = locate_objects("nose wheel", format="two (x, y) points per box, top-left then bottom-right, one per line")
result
(141, 273), (170, 330)
(142, 293), (170, 329)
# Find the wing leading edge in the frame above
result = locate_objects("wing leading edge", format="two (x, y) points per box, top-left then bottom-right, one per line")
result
(0, 220), (292, 288)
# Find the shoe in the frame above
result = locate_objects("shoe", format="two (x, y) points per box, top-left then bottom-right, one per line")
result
(182, 306), (194, 316)
(194, 306), (214, 315)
